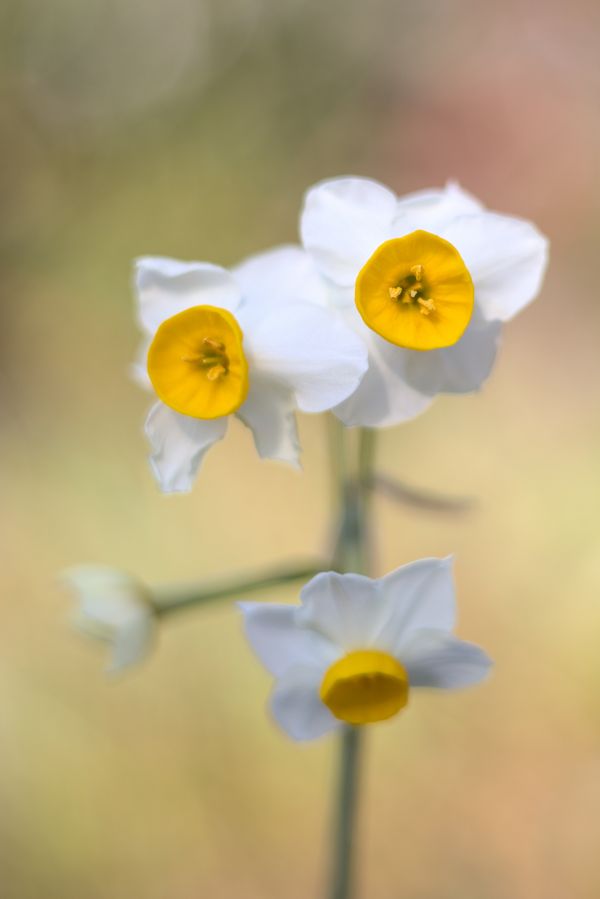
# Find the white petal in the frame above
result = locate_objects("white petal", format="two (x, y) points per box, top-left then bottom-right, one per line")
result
(130, 337), (152, 391)
(109, 616), (156, 674)
(234, 245), (330, 326)
(300, 177), (397, 286)
(270, 667), (340, 741)
(145, 401), (227, 493)
(401, 629), (492, 689)
(236, 377), (301, 466)
(392, 181), (484, 235)
(134, 257), (242, 335)
(442, 212), (549, 321)
(375, 558), (456, 653)
(333, 319), (433, 428)
(402, 313), (502, 395)
(244, 304), (368, 413)
(239, 603), (337, 677)
(298, 571), (391, 652)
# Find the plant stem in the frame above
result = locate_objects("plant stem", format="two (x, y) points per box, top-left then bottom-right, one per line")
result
(327, 422), (375, 899)
(151, 562), (325, 617)
(330, 725), (363, 899)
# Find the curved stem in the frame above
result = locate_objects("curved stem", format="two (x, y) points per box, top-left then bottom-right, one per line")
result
(151, 562), (325, 616)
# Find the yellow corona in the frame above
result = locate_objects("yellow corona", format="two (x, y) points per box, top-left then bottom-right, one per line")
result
(355, 230), (474, 351)
(320, 649), (409, 725)
(147, 305), (249, 419)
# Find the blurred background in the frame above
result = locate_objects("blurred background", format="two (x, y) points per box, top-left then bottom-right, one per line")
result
(1, 0), (600, 896)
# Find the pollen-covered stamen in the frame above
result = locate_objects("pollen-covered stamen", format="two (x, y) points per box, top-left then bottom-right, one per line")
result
(202, 337), (225, 352)
(206, 364), (227, 381)
(181, 337), (230, 380)
(418, 297), (436, 315)
(388, 261), (437, 316)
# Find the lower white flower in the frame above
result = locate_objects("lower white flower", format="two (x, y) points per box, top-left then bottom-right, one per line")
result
(64, 566), (156, 673)
(240, 557), (491, 741)
(296, 177), (549, 427)
(134, 251), (368, 493)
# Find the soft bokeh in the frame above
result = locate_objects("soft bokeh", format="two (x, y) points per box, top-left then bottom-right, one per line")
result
(2, 1), (600, 896)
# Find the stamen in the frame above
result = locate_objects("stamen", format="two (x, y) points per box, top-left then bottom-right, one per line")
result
(411, 264), (424, 280)
(409, 289), (418, 299)
(202, 337), (225, 352)
(418, 297), (436, 315)
(206, 364), (227, 381)
(181, 353), (203, 363)
(389, 286), (403, 299)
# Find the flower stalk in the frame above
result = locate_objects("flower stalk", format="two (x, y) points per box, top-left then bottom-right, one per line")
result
(328, 423), (375, 899)
(152, 563), (326, 617)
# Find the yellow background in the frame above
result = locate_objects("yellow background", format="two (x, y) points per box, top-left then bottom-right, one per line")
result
(1, 1), (600, 896)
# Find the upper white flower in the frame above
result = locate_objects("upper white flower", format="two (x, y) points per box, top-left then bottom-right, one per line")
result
(133, 252), (368, 492)
(65, 566), (156, 673)
(240, 557), (491, 741)
(294, 177), (549, 427)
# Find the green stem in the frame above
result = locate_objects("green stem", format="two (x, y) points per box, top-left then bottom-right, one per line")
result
(327, 423), (375, 899)
(151, 563), (324, 617)
(331, 726), (363, 899)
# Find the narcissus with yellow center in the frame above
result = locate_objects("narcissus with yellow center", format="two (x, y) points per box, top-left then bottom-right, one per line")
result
(133, 254), (368, 493)
(355, 231), (474, 350)
(320, 649), (409, 724)
(240, 557), (491, 741)
(299, 176), (549, 428)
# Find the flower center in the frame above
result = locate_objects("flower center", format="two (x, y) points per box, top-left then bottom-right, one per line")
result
(320, 649), (409, 725)
(147, 305), (249, 419)
(388, 263), (437, 316)
(181, 336), (230, 381)
(355, 230), (474, 351)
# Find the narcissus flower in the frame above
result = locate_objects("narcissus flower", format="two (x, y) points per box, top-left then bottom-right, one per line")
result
(297, 177), (549, 427)
(240, 558), (491, 741)
(64, 566), (156, 673)
(133, 253), (368, 492)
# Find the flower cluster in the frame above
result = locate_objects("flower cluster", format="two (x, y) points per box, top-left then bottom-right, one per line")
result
(65, 174), (548, 746)
(133, 177), (548, 492)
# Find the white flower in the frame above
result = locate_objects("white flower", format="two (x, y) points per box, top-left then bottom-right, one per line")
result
(64, 566), (156, 673)
(240, 558), (491, 741)
(133, 252), (368, 492)
(295, 177), (549, 427)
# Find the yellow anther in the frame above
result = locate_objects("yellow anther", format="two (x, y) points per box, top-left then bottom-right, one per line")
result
(181, 353), (203, 363)
(409, 289), (418, 298)
(202, 337), (225, 351)
(418, 297), (436, 315)
(411, 264), (424, 280)
(206, 364), (227, 381)
(389, 286), (403, 299)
